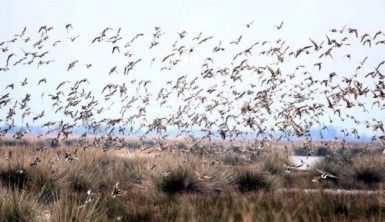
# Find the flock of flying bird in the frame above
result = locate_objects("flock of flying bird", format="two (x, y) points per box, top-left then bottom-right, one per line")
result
(0, 22), (384, 159)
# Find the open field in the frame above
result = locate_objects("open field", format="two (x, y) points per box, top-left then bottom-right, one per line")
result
(0, 141), (384, 221)
(1, 1), (385, 221)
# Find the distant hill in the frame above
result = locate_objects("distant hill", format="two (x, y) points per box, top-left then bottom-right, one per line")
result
(1, 125), (373, 142)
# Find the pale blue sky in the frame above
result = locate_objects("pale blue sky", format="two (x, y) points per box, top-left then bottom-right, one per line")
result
(1, 0), (384, 36)
(0, 0), (384, 139)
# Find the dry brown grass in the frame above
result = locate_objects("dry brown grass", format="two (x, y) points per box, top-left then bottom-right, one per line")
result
(0, 142), (383, 221)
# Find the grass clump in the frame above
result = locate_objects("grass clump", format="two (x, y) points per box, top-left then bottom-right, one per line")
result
(28, 167), (60, 203)
(100, 195), (159, 221)
(0, 166), (29, 190)
(346, 155), (385, 189)
(235, 169), (274, 192)
(152, 166), (204, 195)
(222, 152), (246, 166)
(62, 152), (143, 195)
(0, 192), (38, 222)
(49, 196), (105, 222)
(261, 152), (289, 175)
(0, 159), (60, 203)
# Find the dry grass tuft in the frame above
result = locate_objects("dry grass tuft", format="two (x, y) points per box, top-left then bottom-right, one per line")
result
(346, 155), (385, 189)
(235, 168), (274, 192)
(0, 192), (38, 222)
(150, 164), (205, 195)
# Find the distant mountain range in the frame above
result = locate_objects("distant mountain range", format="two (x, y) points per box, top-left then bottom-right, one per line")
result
(1, 125), (374, 142)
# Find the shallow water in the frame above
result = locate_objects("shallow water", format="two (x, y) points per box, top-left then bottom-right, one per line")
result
(290, 155), (324, 170)
(280, 188), (382, 195)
